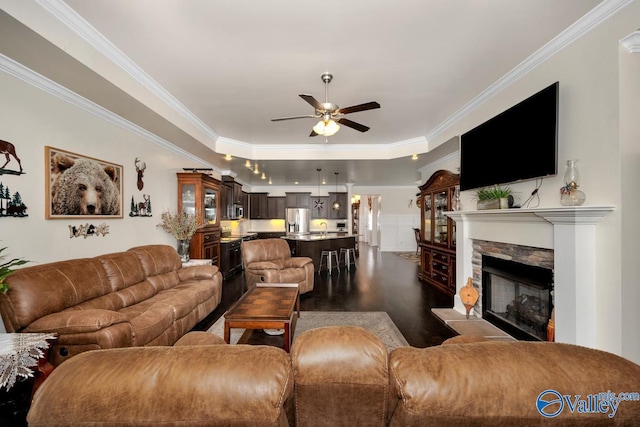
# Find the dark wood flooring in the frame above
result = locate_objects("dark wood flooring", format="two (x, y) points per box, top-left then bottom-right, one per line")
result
(194, 243), (457, 347)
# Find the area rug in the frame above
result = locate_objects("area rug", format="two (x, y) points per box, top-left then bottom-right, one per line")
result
(393, 252), (420, 265)
(208, 311), (409, 350)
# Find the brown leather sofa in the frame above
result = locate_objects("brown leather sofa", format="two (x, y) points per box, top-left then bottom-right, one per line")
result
(27, 326), (640, 426)
(242, 238), (314, 294)
(0, 244), (223, 366)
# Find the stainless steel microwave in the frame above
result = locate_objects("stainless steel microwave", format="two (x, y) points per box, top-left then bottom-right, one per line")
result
(228, 204), (243, 219)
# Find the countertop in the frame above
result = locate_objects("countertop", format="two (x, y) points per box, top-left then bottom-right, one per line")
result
(220, 237), (241, 243)
(282, 233), (354, 241)
(232, 232), (258, 238)
(220, 232), (257, 243)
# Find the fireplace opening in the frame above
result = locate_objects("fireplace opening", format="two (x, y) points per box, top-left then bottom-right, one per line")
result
(482, 256), (553, 341)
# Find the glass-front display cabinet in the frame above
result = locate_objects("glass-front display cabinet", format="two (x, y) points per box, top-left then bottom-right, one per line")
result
(418, 169), (459, 296)
(177, 172), (221, 266)
(433, 190), (448, 245)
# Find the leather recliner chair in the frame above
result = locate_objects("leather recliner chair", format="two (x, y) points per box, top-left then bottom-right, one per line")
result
(241, 238), (314, 294)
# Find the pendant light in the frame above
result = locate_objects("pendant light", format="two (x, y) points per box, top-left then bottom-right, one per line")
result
(314, 168), (324, 214)
(332, 172), (341, 211)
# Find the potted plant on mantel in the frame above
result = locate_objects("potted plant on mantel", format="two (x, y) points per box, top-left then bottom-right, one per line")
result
(475, 185), (512, 210)
(157, 211), (201, 263)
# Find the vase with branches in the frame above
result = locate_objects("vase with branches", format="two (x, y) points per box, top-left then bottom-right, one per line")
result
(157, 211), (201, 262)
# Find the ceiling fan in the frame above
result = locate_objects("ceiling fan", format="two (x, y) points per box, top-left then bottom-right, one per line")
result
(271, 73), (380, 138)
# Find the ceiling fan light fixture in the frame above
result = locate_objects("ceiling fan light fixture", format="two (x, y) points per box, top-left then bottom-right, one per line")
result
(313, 119), (340, 136)
(271, 73), (379, 137)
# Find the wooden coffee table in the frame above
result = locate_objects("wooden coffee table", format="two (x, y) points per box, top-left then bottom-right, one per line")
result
(224, 283), (300, 352)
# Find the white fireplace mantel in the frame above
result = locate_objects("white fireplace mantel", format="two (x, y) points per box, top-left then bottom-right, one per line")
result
(447, 205), (615, 348)
(447, 206), (615, 224)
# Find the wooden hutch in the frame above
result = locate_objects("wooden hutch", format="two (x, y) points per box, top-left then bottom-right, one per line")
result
(177, 172), (221, 267)
(418, 169), (459, 295)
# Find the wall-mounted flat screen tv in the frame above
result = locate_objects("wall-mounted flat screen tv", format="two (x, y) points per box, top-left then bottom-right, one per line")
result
(459, 81), (559, 191)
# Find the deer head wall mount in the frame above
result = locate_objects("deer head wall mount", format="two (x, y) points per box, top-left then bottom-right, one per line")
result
(134, 157), (146, 191)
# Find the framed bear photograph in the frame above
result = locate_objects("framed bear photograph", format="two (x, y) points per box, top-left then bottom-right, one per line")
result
(45, 146), (123, 219)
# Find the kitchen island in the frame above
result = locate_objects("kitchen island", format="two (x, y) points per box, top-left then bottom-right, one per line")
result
(283, 233), (357, 272)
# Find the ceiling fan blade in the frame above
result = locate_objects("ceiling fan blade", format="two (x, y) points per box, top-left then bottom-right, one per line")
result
(336, 101), (380, 115)
(299, 94), (323, 111)
(309, 130), (319, 137)
(337, 118), (370, 133)
(271, 114), (318, 122)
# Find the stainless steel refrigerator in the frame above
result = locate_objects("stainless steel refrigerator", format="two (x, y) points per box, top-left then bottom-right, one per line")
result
(286, 208), (310, 235)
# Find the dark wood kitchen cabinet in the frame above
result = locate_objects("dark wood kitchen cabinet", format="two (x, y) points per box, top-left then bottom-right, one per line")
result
(219, 181), (231, 220)
(418, 169), (459, 296)
(220, 239), (242, 278)
(267, 196), (286, 219)
(328, 192), (348, 219)
(250, 193), (269, 219)
(286, 192), (311, 208)
(221, 176), (243, 219)
(241, 191), (249, 216)
(230, 183), (243, 205)
(311, 196), (329, 219)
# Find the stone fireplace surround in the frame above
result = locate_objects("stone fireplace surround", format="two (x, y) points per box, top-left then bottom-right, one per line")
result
(471, 240), (554, 338)
(447, 206), (613, 349)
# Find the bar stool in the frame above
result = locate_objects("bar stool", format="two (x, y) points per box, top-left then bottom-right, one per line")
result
(319, 250), (339, 275)
(339, 247), (357, 271)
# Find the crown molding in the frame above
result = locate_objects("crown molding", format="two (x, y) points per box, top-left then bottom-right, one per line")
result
(427, 0), (634, 143)
(35, 0), (219, 142)
(417, 151), (458, 173)
(0, 53), (219, 170)
(620, 30), (640, 53)
(217, 136), (429, 160)
(34, 0), (633, 159)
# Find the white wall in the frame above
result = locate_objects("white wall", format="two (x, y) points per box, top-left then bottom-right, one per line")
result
(424, 3), (640, 362)
(619, 31), (640, 362)
(353, 186), (420, 252)
(0, 69), (206, 264)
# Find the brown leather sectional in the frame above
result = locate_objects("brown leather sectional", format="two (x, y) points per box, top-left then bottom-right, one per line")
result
(0, 244), (223, 366)
(27, 326), (640, 426)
